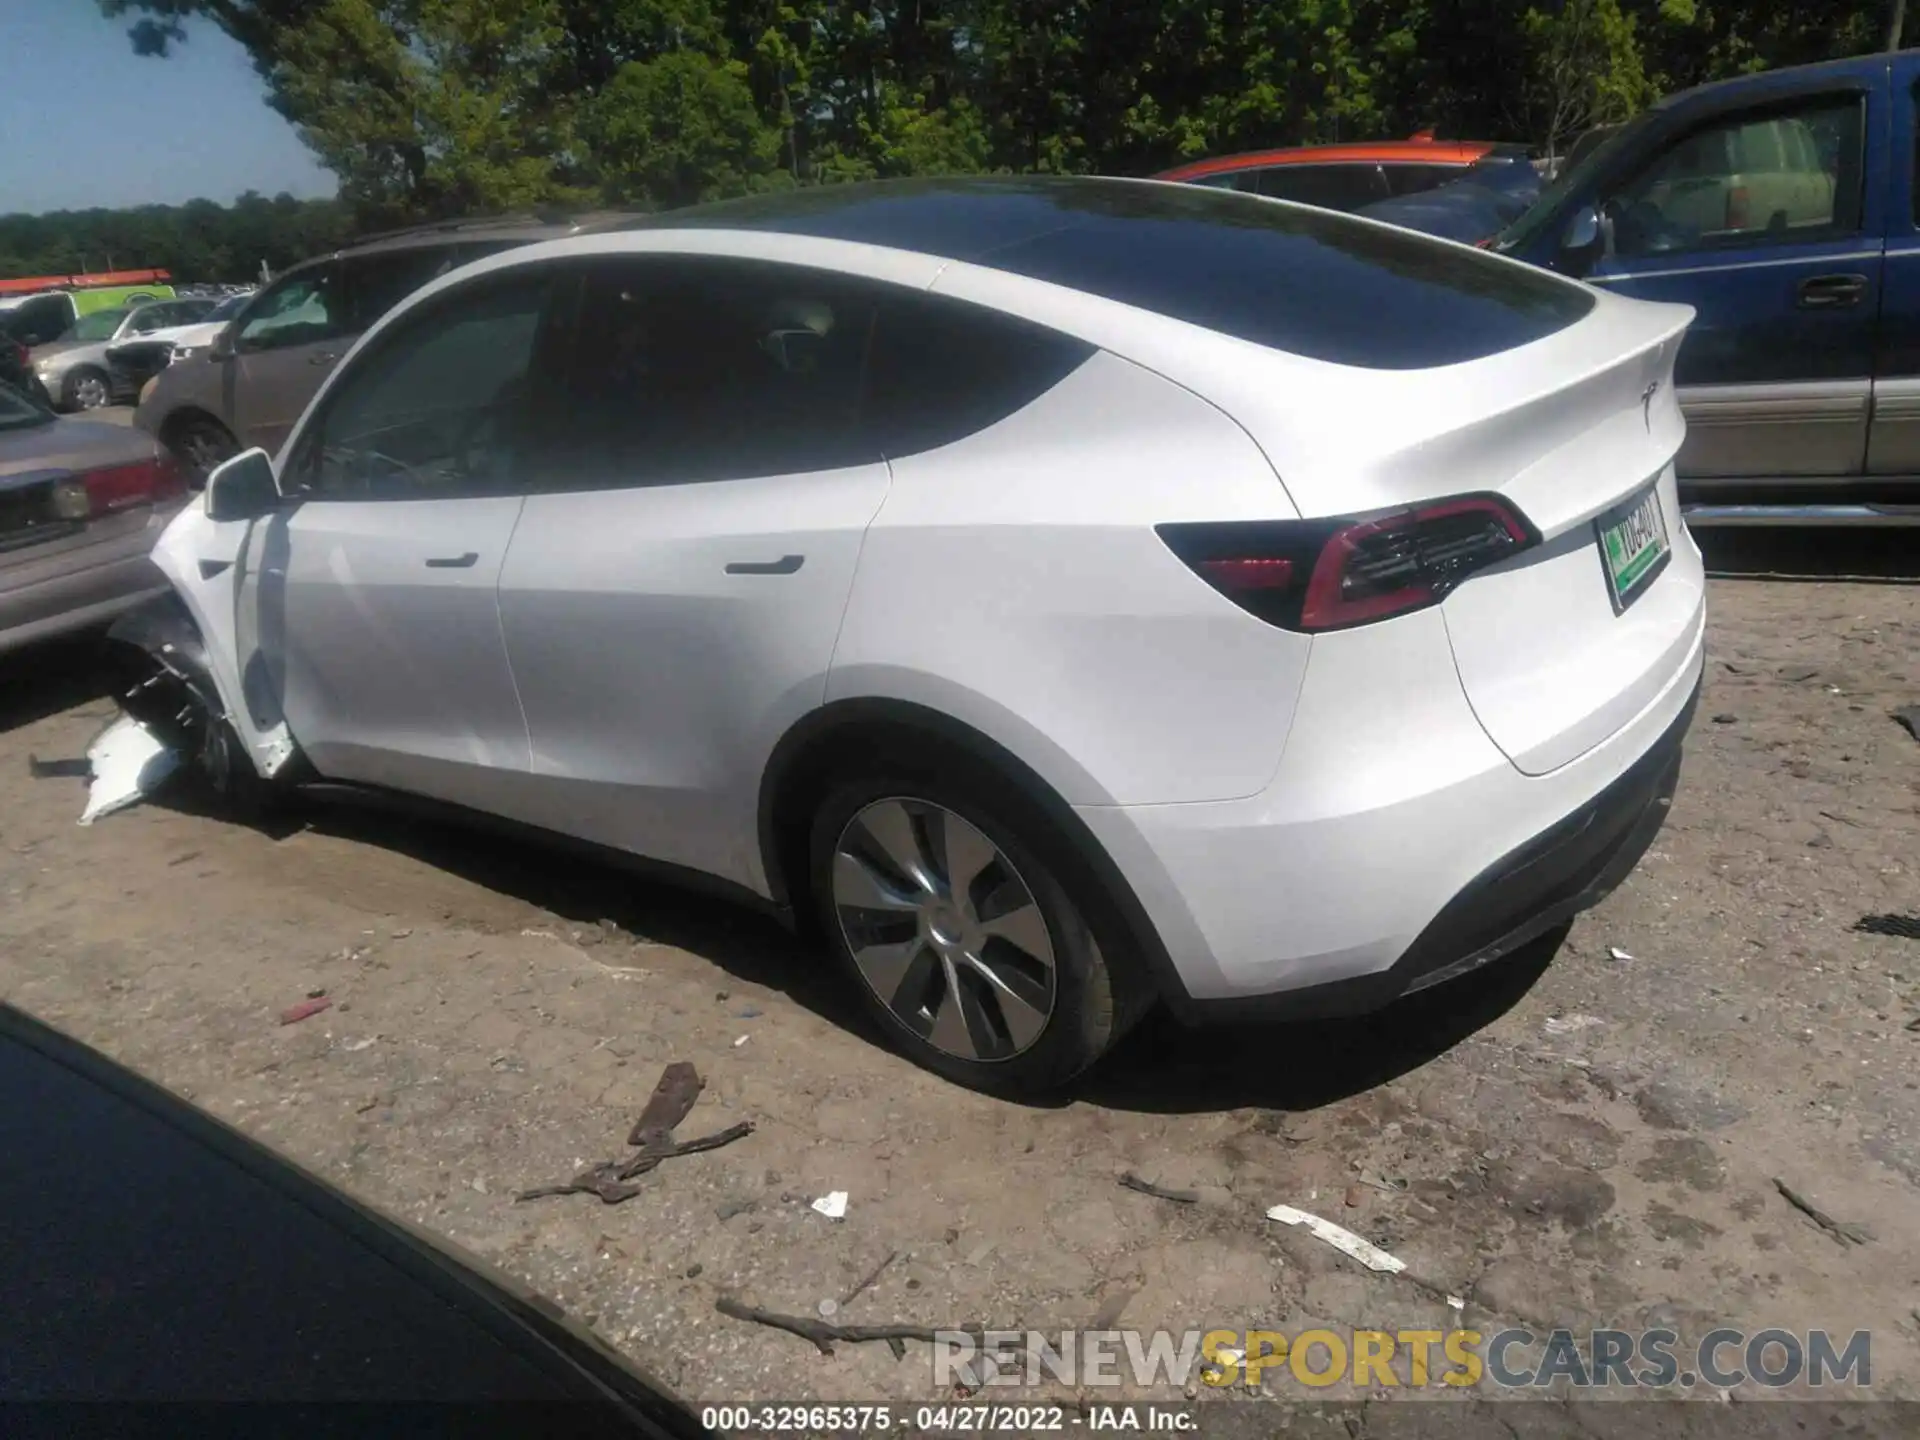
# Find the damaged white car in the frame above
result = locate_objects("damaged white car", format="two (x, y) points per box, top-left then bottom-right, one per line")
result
(104, 176), (1705, 1095)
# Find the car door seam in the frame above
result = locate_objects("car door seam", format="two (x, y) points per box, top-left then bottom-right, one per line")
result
(493, 494), (538, 771)
(819, 456), (897, 708)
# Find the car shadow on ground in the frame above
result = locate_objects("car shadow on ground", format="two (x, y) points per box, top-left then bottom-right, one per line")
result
(183, 781), (1569, 1118)
(255, 792), (865, 1024)
(0, 633), (116, 737)
(1693, 524), (1920, 582)
(1081, 930), (1561, 1115)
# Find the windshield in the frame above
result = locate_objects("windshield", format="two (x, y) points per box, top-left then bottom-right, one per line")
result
(1494, 113), (1653, 253)
(0, 379), (55, 431)
(72, 308), (130, 342)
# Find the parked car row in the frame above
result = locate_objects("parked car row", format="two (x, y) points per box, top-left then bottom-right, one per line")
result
(1160, 50), (1920, 511)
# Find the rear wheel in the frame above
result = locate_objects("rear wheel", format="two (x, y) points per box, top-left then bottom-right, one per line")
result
(809, 769), (1146, 1094)
(61, 367), (110, 412)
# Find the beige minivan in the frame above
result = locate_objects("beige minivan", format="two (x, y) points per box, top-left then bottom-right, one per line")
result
(135, 213), (631, 479)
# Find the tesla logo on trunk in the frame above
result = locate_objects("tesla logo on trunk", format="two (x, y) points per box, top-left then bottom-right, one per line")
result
(1641, 380), (1660, 431)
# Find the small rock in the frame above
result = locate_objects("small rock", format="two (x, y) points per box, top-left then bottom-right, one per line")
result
(1711, 713), (1737, 725)
(685, 1263), (703, 1279)
(1343, 1185), (1366, 1209)
(306, 987), (328, 999)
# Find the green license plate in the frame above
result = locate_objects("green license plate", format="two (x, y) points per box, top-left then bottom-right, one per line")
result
(1596, 481), (1672, 613)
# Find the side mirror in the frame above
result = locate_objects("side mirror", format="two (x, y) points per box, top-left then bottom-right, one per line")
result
(1559, 205), (1606, 275)
(204, 448), (280, 523)
(210, 328), (237, 363)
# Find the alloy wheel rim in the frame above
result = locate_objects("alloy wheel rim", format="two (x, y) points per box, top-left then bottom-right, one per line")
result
(73, 375), (107, 409)
(831, 797), (1058, 1063)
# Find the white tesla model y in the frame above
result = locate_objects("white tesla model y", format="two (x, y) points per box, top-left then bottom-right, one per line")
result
(110, 177), (1705, 1094)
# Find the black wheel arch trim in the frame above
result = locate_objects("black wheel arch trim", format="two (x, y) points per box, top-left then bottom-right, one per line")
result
(755, 697), (1190, 1012)
(102, 589), (224, 718)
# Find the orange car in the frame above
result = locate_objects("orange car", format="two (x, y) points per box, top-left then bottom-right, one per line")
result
(1155, 132), (1524, 212)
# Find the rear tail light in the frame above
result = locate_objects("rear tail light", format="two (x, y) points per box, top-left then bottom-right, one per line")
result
(50, 454), (185, 523)
(1158, 494), (1538, 633)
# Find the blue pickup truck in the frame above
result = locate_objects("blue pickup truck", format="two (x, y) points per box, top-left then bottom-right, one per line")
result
(1492, 51), (1920, 510)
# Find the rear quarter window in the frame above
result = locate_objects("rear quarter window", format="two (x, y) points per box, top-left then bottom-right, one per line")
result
(983, 182), (1595, 370)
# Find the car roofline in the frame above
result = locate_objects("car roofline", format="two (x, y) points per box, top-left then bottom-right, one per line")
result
(1156, 140), (1501, 180)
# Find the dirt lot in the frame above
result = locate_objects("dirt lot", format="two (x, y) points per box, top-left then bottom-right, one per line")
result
(2, 529), (1917, 1429)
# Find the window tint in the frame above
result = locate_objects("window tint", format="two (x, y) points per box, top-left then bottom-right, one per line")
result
(124, 303), (191, 335)
(862, 291), (1094, 459)
(981, 184), (1594, 370)
(342, 246), (473, 334)
(290, 269), (559, 501)
(237, 265), (343, 352)
(1606, 95), (1864, 258)
(5, 294), (75, 347)
(1381, 164), (1466, 197)
(1254, 164), (1390, 211)
(541, 257), (881, 488)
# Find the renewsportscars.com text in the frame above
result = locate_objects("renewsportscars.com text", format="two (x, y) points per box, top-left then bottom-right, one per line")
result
(931, 1327), (1872, 1391)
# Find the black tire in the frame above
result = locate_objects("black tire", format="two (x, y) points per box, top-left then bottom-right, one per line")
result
(807, 763), (1150, 1095)
(190, 713), (282, 825)
(165, 414), (240, 486)
(60, 366), (110, 412)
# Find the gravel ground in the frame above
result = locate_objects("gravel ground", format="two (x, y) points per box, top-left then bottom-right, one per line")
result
(1, 530), (1917, 1433)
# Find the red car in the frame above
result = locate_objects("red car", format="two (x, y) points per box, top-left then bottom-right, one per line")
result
(1155, 132), (1523, 212)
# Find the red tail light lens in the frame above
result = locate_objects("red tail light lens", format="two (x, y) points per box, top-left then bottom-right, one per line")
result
(51, 455), (186, 522)
(1158, 494), (1538, 633)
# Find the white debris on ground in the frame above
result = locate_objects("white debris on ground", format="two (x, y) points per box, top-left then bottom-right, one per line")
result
(810, 1190), (849, 1220)
(78, 716), (179, 827)
(1265, 1203), (1407, 1274)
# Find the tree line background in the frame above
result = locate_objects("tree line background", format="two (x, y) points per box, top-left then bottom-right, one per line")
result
(0, 2), (1898, 283)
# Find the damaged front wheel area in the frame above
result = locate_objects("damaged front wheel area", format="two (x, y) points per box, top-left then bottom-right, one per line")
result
(100, 593), (283, 822)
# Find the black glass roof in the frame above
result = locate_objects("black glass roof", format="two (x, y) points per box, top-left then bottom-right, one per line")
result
(636, 176), (1594, 370)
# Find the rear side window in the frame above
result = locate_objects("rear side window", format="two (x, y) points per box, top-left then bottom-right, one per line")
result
(983, 184), (1594, 369)
(1254, 164), (1390, 211)
(861, 292), (1094, 459)
(343, 246), (476, 334)
(541, 256), (882, 487)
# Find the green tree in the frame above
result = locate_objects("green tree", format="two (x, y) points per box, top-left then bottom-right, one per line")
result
(584, 50), (783, 206)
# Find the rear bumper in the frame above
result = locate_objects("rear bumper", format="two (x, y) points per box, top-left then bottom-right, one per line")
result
(0, 509), (180, 656)
(1175, 674), (1695, 1024)
(1076, 596), (1705, 1022)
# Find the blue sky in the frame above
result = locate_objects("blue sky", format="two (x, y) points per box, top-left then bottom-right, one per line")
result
(1, 0), (336, 214)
